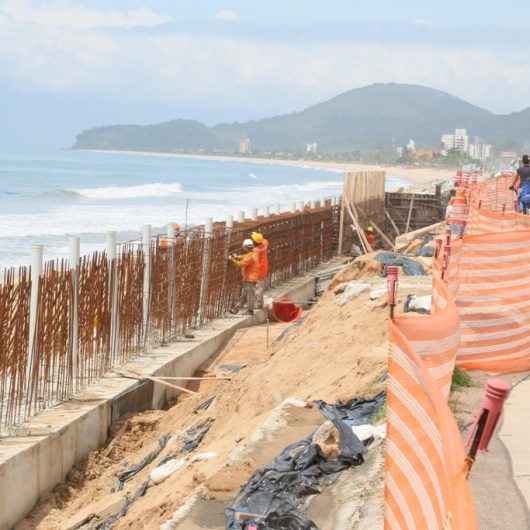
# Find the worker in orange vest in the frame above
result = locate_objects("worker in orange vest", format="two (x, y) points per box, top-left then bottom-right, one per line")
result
(229, 239), (260, 315)
(251, 231), (269, 308)
(365, 226), (376, 249)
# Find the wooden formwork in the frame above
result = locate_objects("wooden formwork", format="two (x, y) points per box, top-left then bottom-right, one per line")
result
(385, 185), (445, 236)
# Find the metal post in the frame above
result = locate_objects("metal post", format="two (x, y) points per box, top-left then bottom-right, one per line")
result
(199, 218), (213, 324)
(106, 231), (118, 367)
(142, 225), (151, 349)
(27, 244), (43, 387)
(70, 237), (80, 392)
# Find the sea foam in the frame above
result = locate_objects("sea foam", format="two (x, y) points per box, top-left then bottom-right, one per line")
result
(71, 182), (184, 200)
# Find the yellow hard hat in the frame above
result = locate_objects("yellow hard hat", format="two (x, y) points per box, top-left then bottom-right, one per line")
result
(251, 231), (264, 243)
(367, 226), (374, 232)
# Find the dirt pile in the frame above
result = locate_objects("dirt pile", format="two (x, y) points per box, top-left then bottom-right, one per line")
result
(19, 284), (389, 530)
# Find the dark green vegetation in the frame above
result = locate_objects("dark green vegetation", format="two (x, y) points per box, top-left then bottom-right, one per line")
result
(74, 83), (530, 154)
(451, 366), (474, 391)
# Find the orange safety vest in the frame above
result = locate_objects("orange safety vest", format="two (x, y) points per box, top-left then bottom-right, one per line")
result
(254, 239), (269, 280)
(238, 251), (260, 283)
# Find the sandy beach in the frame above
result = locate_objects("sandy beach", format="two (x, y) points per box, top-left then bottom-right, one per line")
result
(78, 149), (454, 188)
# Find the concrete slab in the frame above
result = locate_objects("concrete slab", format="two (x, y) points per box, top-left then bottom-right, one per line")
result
(0, 259), (346, 530)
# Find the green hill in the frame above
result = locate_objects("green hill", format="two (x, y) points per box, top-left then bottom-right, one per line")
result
(73, 83), (530, 153)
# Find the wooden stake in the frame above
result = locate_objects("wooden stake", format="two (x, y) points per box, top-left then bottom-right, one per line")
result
(405, 194), (416, 233)
(116, 370), (199, 395)
(154, 376), (231, 382)
(385, 209), (400, 236)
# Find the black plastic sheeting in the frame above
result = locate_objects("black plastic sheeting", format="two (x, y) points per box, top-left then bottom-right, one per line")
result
(96, 480), (149, 530)
(375, 252), (425, 276)
(225, 393), (385, 530)
(115, 434), (171, 491)
(182, 417), (215, 453)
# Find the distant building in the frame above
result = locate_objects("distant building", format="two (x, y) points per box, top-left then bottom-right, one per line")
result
(500, 151), (517, 159)
(306, 142), (318, 154)
(441, 128), (469, 153)
(468, 137), (493, 161)
(396, 146), (404, 157)
(239, 138), (251, 154)
(407, 139), (416, 152)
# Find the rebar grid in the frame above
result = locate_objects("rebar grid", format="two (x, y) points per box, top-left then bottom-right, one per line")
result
(0, 205), (339, 430)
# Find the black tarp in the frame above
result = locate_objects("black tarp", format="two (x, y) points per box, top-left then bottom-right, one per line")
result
(225, 393), (385, 530)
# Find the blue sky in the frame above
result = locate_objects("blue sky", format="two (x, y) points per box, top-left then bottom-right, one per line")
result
(2, 0), (530, 149)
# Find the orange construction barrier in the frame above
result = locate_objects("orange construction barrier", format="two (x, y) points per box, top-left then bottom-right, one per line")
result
(454, 231), (530, 373)
(385, 317), (478, 530)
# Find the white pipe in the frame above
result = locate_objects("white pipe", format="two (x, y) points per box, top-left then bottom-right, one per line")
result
(28, 244), (43, 360)
(167, 223), (176, 239)
(199, 218), (214, 324)
(106, 231), (118, 362)
(106, 231), (117, 260)
(70, 238), (80, 385)
(142, 225), (151, 348)
(205, 217), (214, 236)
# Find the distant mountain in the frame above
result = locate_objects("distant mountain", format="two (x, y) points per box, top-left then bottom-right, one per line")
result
(73, 83), (530, 153)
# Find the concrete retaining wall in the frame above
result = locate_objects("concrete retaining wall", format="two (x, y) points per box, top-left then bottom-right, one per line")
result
(0, 261), (342, 529)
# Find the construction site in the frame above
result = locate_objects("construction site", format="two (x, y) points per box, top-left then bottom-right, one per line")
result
(1, 170), (529, 530)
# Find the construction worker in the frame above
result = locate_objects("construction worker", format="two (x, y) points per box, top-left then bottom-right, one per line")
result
(365, 226), (376, 249)
(229, 239), (260, 315)
(510, 154), (530, 214)
(251, 231), (269, 308)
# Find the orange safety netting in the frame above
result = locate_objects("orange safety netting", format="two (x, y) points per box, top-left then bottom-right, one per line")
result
(454, 231), (530, 373)
(385, 315), (478, 530)
(385, 170), (530, 529)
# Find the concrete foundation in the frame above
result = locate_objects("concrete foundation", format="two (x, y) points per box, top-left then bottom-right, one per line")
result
(0, 260), (346, 529)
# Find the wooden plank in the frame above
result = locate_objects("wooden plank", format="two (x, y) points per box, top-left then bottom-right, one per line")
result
(405, 194), (416, 233)
(385, 209), (400, 236)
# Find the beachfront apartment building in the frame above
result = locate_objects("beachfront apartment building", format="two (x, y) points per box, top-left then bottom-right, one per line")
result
(441, 128), (492, 161)
(239, 138), (252, 154)
(306, 142), (318, 154)
(441, 128), (469, 153)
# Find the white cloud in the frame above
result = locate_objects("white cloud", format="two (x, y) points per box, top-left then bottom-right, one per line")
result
(0, 0), (171, 29)
(215, 9), (240, 22)
(1, 5), (530, 115)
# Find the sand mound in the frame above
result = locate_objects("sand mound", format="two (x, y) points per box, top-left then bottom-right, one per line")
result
(19, 285), (388, 530)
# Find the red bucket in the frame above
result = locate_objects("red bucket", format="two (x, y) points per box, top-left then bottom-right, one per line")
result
(271, 299), (303, 323)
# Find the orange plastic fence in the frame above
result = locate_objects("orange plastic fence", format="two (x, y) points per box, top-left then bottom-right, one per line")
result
(384, 171), (530, 529)
(385, 317), (478, 530)
(454, 231), (530, 372)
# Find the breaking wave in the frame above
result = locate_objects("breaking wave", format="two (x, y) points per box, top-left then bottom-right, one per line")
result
(68, 182), (184, 200)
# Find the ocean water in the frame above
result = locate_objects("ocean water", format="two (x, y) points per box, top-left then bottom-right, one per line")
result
(0, 150), (407, 269)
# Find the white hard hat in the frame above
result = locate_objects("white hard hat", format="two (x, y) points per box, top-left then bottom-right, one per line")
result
(243, 238), (254, 248)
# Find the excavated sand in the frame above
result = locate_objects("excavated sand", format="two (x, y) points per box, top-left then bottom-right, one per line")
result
(18, 283), (389, 530)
